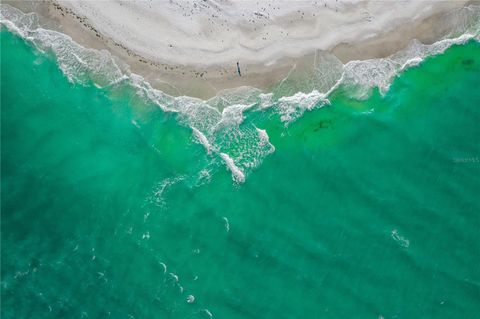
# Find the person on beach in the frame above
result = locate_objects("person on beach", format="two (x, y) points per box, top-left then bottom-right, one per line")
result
(237, 61), (242, 76)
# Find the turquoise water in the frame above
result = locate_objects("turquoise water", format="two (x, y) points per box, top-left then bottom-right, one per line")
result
(2, 28), (480, 319)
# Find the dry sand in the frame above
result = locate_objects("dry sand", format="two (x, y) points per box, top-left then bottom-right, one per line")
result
(6, 0), (476, 99)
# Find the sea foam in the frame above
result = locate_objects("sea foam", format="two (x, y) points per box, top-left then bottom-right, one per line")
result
(220, 153), (245, 183)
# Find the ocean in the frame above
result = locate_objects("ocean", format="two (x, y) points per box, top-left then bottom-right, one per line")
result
(1, 7), (480, 319)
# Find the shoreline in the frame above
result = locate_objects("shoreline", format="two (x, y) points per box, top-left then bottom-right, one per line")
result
(4, 0), (478, 99)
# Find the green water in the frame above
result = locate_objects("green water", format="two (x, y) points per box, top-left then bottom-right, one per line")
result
(2, 30), (480, 319)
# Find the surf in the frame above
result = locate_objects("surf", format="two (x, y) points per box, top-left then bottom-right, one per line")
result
(1, 3), (479, 183)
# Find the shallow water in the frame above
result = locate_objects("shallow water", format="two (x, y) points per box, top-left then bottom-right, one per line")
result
(2, 28), (480, 319)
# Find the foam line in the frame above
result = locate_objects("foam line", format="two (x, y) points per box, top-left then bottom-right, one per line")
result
(192, 127), (213, 154)
(219, 153), (245, 183)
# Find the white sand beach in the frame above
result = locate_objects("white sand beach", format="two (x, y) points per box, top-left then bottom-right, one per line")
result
(54, 0), (469, 66)
(6, 0), (476, 98)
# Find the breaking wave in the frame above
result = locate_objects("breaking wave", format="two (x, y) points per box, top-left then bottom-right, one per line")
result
(1, 4), (479, 183)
